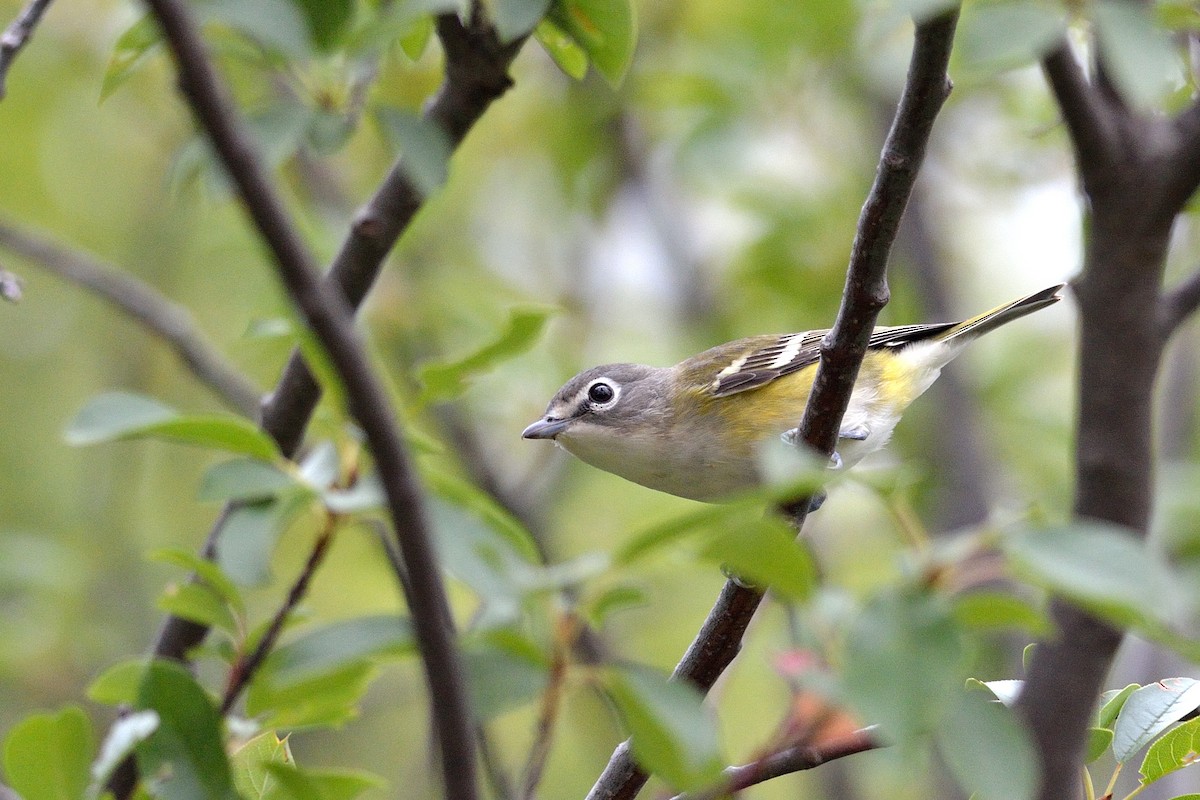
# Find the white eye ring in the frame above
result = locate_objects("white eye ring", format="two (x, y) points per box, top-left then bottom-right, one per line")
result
(585, 379), (619, 408)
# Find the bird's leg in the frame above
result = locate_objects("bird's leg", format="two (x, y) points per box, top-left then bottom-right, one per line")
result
(780, 423), (870, 512)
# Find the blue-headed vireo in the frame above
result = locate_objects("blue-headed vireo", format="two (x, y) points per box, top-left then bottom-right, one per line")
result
(522, 284), (1064, 501)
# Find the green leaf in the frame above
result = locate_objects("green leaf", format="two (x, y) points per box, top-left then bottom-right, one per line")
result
(616, 500), (759, 565)
(230, 731), (292, 800)
(1004, 523), (1181, 631)
(198, 0), (312, 58)
(1086, 727), (1114, 763)
(262, 764), (384, 800)
(3, 706), (93, 800)
(423, 465), (541, 562)
(548, 0), (637, 84)
(375, 108), (453, 197)
(952, 592), (1049, 635)
(843, 589), (965, 740)
(585, 583), (648, 626)
(66, 392), (280, 460)
(1140, 716), (1200, 783)
(398, 14), (435, 60)
(603, 664), (723, 792)
(418, 306), (553, 403)
(1094, 0), (1181, 109)
(247, 663), (377, 729)
(217, 495), (312, 586)
(493, 0), (551, 41)
(89, 660), (151, 706)
(290, 0), (353, 50)
(260, 616), (415, 688)
(938, 690), (1037, 800)
(955, 1), (1065, 74)
(1113, 678), (1200, 763)
(1099, 684), (1140, 728)
(135, 660), (238, 800)
(149, 548), (246, 617)
(697, 516), (816, 600)
(463, 631), (549, 720)
(200, 457), (298, 503)
(157, 581), (240, 634)
(101, 15), (161, 101)
(534, 18), (588, 79)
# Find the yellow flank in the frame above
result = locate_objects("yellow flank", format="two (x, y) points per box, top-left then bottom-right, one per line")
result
(678, 349), (920, 459)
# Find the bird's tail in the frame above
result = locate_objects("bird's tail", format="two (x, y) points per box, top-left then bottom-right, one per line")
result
(942, 283), (1065, 342)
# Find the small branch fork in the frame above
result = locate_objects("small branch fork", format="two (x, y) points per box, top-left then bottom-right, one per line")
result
(583, 9), (961, 800)
(0, 0), (54, 100)
(1016, 32), (1200, 800)
(102, 2), (526, 799)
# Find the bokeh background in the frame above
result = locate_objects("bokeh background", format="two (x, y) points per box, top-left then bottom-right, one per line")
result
(1, 0), (1195, 797)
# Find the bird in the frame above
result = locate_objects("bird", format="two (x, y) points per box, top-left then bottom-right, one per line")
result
(522, 284), (1064, 502)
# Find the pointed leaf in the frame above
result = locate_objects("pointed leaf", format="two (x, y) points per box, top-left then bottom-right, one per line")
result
(417, 306), (552, 403)
(1086, 727), (1114, 763)
(101, 15), (161, 101)
(603, 665), (723, 791)
(938, 690), (1037, 800)
(260, 616), (415, 688)
(200, 457), (297, 502)
(1140, 716), (1200, 783)
(135, 660), (237, 800)
(549, 0), (636, 84)
(3, 707), (93, 800)
(1113, 678), (1200, 762)
(66, 392), (279, 460)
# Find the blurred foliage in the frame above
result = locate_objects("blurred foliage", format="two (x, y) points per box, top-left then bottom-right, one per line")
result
(1, 0), (1199, 798)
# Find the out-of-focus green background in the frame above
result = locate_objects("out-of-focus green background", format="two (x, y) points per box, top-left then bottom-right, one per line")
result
(4, 0), (1189, 797)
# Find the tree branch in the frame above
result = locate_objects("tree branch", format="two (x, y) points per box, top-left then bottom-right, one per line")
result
(1041, 41), (1120, 181)
(0, 0), (53, 100)
(583, 11), (959, 799)
(0, 218), (261, 416)
(669, 728), (881, 800)
(136, 1), (482, 798)
(1161, 268), (1200, 339)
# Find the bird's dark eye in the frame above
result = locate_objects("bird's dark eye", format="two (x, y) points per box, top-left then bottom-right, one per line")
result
(587, 381), (616, 405)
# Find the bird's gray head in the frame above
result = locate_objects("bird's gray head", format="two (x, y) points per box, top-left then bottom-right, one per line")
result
(522, 363), (667, 442)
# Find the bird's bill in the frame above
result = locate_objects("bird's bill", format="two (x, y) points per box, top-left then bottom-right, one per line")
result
(522, 417), (571, 439)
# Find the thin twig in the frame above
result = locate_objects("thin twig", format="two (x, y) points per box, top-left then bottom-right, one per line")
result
(583, 10), (960, 799)
(220, 521), (336, 714)
(519, 614), (576, 800)
(0, 0), (54, 100)
(0, 219), (261, 416)
(137, 2), (479, 799)
(668, 729), (881, 800)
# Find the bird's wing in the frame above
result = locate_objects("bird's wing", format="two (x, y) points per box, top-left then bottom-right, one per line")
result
(708, 322), (958, 398)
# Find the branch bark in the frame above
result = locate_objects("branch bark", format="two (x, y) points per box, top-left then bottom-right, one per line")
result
(0, 0), (54, 100)
(1018, 35), (1200, 800)
(0, 219), (261, 416)
(126, 0), (523, 733)
(120, 3), (516, 799)
(583, 11), (960, 799)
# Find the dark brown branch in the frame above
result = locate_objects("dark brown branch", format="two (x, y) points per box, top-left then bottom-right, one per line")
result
(0, 219), (261, 416)
(1041, 41), (1120, 181)
(220, 522), (335, 714)
(583, 11), (960, 799)
(143, 7), (523, 674)
(669, 728), (881, 800)
(1161, 269), (1200, 339)
(0, 0), (53, 100)
(137, 2), (479, 799)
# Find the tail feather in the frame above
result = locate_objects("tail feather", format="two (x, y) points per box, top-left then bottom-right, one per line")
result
(942, 283), (1065, 342)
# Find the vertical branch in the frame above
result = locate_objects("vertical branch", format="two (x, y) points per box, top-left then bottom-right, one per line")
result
(137, 1), (480, 798)
(584, 10), (960, 799)
(0, 0), (55, 99)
